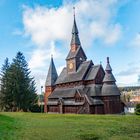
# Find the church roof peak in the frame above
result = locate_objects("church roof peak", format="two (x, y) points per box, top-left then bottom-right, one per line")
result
(45, 56), (58, 86)
(71, 8), (81, 45)
(103, 57), (116, 83)
(105, 57), (112, 71)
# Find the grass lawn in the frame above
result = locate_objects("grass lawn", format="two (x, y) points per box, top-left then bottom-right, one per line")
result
(0, 113), (140, 140)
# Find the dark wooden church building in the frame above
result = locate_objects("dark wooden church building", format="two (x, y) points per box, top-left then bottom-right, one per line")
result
(44, 14), (123, 114)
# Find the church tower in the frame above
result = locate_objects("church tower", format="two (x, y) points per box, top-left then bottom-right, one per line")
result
(44, 56), (58, 113)
(66, 10), (87, 73)
(102, 57), (121, 114)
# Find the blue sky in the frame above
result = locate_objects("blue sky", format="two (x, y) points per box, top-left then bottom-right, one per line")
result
(0, 0), (140, 93)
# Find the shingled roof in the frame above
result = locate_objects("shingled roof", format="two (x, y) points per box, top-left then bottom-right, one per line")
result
(48, 88), (76, 98)
(48, 86), (85, 99)
(45, 56), (58, 86)
(48, 85), (104, 105)
(102, 57), (120, 96)
(102, 83), (120, 96)
(103, 73), (116, 82)
(66, 16), (87, 60)
(86, 84), (102, 96)
(103, 57), (116, 83)
(66, 46), (87, 60)
(85, 65), (102, 81)
(71, 16), (81, 45)
(55, 60), (93, 84)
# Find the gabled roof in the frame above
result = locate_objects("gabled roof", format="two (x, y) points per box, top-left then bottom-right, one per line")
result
(48, 88), (76, 98)
(86, 84), (102, 96)
(102, 83), (120, 96)
(48, 86), (85, 99)
(66, 46), (87, 60)
(85, 65), (102, 81)
(45, 57), (58, 86)
(55, 60), (93, 84)
(48, 85), (104, 105)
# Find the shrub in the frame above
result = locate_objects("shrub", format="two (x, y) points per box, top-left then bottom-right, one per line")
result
(29, 104), (41, 112)
(135, 104), (140, 115)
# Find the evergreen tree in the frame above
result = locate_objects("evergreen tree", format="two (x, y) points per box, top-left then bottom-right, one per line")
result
(10, 52), (37, 111)
(0, 58), (13, 111)
(0, 52), (38, 111)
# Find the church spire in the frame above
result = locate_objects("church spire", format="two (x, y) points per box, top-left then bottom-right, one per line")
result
(45, 55), (58, 86)
(103, 57), (116, 83)
(66, 8), (87, 73)
(105, 57), (112, 71)
(102, 57), (120, 96)
(71, 7), (81, 45)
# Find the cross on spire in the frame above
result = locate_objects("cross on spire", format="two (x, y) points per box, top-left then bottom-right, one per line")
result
(71, 7), (81, 45)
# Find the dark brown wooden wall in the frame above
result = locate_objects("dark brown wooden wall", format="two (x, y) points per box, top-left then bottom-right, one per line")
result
(102, 96), (122, 114)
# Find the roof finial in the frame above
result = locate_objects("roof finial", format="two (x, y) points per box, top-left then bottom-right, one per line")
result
(51, 54), (53, 59)
(100, 61), (102, 65)
(107, 57), (109, 64)
(73, 6), (75, 17)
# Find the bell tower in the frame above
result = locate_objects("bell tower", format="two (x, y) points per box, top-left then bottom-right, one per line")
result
(66, 7), (87, 73)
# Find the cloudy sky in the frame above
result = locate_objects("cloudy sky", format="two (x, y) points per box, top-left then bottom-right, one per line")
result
(0, 0), (140, 93)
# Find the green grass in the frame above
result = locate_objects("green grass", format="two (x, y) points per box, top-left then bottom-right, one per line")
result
(0, 113), (140, 140)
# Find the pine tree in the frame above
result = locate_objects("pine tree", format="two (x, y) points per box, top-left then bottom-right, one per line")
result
(0, 58), (12, 111)
(10, 52), (37, 111)
(0, 52), (38, 111)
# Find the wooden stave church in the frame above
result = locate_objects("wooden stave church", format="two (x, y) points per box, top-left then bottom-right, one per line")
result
(44, 14), (123, 114)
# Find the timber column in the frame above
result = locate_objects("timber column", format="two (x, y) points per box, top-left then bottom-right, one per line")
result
(44, 55), (58, 113)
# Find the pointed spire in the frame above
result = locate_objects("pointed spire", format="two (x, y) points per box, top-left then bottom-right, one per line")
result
(71, 7), (81, 45)
(103, 57), (116, 83)
(105, 57), (112, 71)
(102, 57), (120, 96)
(45, 56), (58, 86)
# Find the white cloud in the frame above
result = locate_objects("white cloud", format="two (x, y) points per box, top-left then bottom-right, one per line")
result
(28, 41), (62, 70)
(116, 64), (140, 87)
(22, 0), (125, 92)
(116, 74), (139, 87)
(104, 24), (122, 45)
(23, 5), (72, 47)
